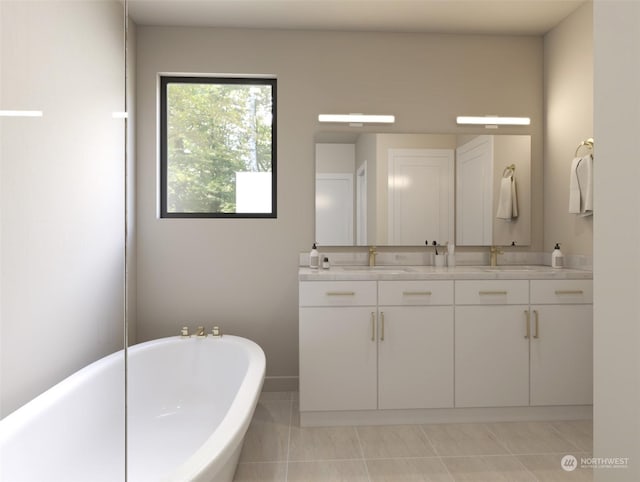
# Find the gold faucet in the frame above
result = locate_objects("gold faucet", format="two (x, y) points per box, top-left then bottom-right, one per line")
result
(490, 246), (504, 267)
(196, 326), (207, 338)
(368, 246), (377, 267)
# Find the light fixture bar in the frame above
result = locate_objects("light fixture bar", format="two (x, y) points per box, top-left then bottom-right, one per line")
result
(0, 110), (43, 118)
(456, 116), (530, 126)
(318, 114), (395, 124)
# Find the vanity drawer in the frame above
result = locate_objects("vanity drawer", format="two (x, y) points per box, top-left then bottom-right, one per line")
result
(530, 280), (593, 304)
(378, 280), (453, 306)
(299, 281), (377, 306)
(455, 280), (529, 305)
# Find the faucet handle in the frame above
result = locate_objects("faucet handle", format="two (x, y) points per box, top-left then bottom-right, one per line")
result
(180, 326), (190, 338)
(211, 326), (222, 337)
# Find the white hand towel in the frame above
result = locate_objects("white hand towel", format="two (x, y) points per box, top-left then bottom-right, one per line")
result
(569, 157), (582, 214)
(497, 177), (515, 219)
(577, 154), (593, 216)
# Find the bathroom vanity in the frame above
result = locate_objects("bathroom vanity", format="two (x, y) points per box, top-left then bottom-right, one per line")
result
(298, 265), (592, 426)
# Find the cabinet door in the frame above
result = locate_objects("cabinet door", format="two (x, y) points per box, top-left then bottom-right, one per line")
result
(530, 305), (593, 406)
(299, 307), (377, 411)
(378, 306), (453, 409)
(455, 305), (530, 407)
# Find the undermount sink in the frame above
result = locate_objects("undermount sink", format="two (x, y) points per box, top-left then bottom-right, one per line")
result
(340, 266), (415, 273)
(480, 265), (545, 272)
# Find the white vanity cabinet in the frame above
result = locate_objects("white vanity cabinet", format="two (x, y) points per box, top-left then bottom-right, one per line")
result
(299, 281), (377, 411)
(529, 280), (593, 406)
(299, 268), (593, 425)
(377, 281), (454, 409)
(454, 280), (530, 407)
(455, 279), (593, 408)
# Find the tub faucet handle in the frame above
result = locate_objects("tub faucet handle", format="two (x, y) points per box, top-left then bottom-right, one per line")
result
(180, 326), (190, 338)
(196, 326), (207, 338)
(211, 326), (222, 338)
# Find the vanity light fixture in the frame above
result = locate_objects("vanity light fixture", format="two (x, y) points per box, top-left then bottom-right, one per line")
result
(318, 114), (395, 125)
(456, 116), (530, 127)
(0, 110), (43, 117)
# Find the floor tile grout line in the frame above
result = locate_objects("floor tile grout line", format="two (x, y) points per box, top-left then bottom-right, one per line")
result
(483, 422), (516, 456)
(283, 397), (294, 482)
(435, 455), (457, 482)
(417, 423), (439, 457)
(510, 453), (541, 482)
(353, 426), (373, 482)
(547, 420), (587, 452)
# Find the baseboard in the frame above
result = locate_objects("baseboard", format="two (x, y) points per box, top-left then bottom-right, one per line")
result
(300, 405), (593, 427)
(262, 375), (299, 392)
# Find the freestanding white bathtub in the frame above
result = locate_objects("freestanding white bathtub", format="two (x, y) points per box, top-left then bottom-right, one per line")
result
(0, 335), (265, 482)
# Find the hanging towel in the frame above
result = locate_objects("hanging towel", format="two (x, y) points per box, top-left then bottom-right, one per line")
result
(569, 157), (582, 214)
(496, 176), (518, 220)
(569, 154), (593, 216)
(577, 154), (593, 216)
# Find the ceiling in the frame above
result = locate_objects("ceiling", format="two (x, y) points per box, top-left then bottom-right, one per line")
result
(127, 0), (587, 36)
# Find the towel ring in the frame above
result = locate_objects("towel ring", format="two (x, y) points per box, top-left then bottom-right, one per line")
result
(575, 138), (594, 157)
(502, 164), (516, 178)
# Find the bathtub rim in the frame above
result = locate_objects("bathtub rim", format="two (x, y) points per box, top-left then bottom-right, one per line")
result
(0, 346), (125, 444)
(1, 334), (266, 482)
(161, 334), (265, 482)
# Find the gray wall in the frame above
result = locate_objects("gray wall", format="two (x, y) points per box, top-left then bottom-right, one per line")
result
(544, 2), (593, 255)
(0, 1), (126, 416)
(135, 27), (543, 384)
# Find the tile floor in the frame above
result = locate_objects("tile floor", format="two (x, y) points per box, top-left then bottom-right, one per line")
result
(233, 392), (593, 482)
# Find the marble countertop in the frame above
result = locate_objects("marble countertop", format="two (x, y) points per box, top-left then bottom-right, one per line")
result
(299, 265), (592, 281)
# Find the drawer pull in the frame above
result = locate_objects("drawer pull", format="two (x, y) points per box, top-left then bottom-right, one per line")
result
(479, 290), (508, 296)
(524, 310), (531, 339)
(554, 290), (584, 295)
(371, 312), (376, 341)
(533, 310), (539, 339)
(402, 291), (432, 296)
(326, 291), (356, 296)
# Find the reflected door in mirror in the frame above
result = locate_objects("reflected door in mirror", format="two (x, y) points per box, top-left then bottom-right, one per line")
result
(387, 148), (454, 245)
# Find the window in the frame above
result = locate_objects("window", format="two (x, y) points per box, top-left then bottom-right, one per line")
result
(160, 76), (277, 218)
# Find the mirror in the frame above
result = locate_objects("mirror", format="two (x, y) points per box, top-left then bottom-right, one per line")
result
(315, 133), (530, 247)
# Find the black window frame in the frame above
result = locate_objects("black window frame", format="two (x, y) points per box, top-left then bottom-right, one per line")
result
(159, 75), (277, 219)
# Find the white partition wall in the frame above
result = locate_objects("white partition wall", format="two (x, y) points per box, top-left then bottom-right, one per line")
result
(0, 0), (126, 418)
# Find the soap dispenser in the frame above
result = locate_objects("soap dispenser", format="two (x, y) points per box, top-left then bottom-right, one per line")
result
(551, 243), (564, 268)
(309, 243), (320, 269)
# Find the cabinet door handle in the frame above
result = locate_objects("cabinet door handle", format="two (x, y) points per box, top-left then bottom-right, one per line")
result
(380, 311), (385, 341)
(479, 290), (508, 296)
(326, 291), (356, 296)
(533, 310), (539, 339)
(402, 291), (432, 296)
(524, 310), (530, 339)
(371, 312), (376, 341)
(554, 290), (584, 295)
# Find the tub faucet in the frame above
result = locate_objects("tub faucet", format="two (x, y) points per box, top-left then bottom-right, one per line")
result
(211, 326), (222, 338)
(368, 246), (377, 267)
(490, 246), (504, 267)
(196, 326), (207, 338)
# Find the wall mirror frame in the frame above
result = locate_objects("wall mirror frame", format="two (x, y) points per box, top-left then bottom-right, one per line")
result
(315, 132), (531, 247)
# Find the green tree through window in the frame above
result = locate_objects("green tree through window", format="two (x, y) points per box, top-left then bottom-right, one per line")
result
(160, 76), (277, 218)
